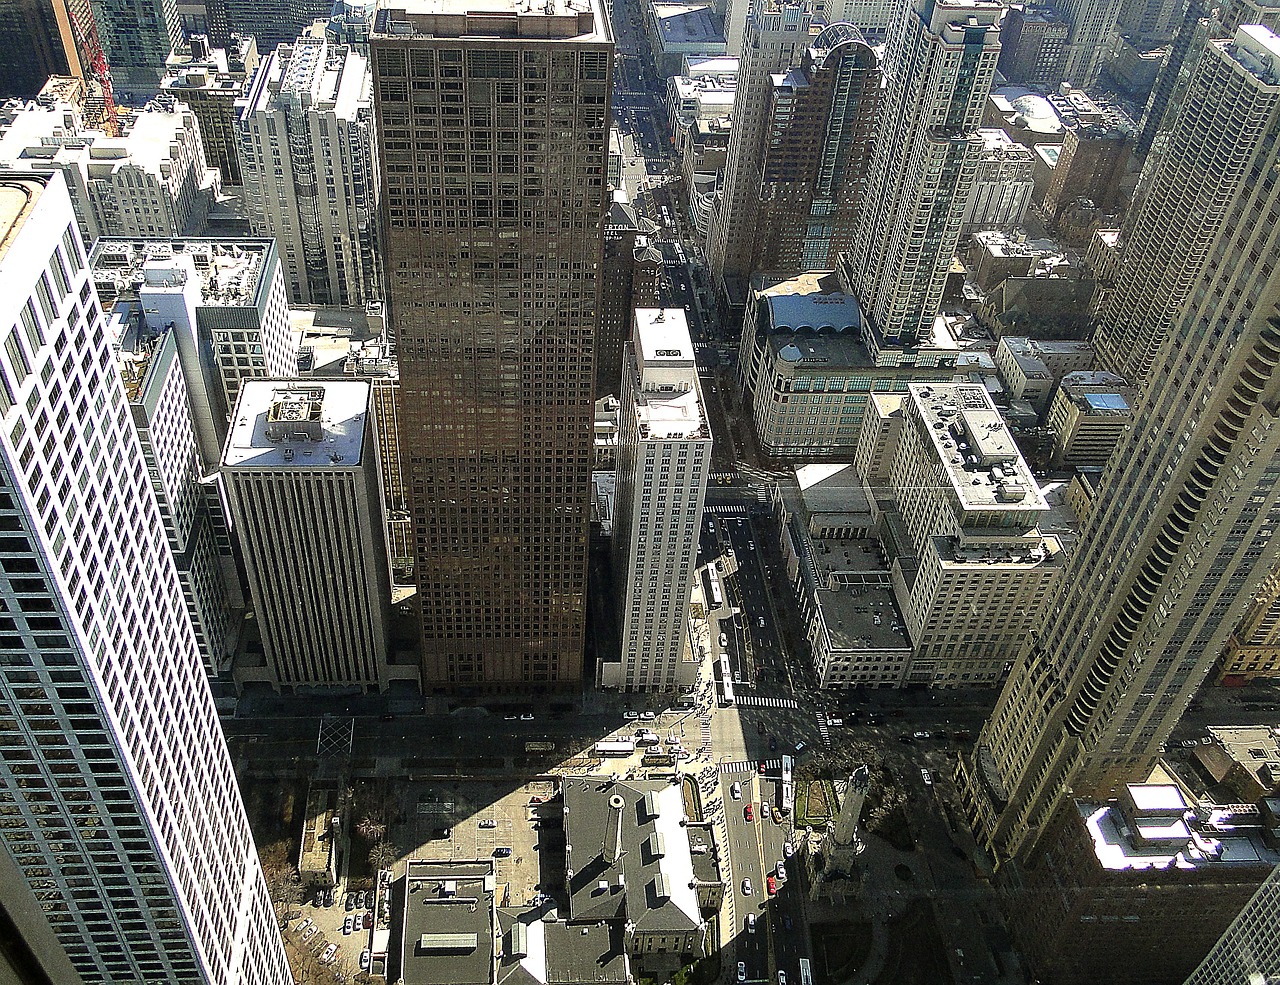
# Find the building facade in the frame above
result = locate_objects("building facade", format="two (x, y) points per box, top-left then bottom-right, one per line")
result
(841, 0), (1001, 345)
(371, 0), (611, 691)
(887, 383), (1063, 685)
(1185, 864), (1280, 985)
(239, 35), (381, 307)
(222, 381), (394, 690)
(1219, 568), (1280, 681)
(598, 194), (659, 399)
(1046, 370), (1136, 468)
(606, 309), (710, 691)
(962, 128), (1036, 232)
(0, 170), (291, 984)
(997, 6), (1069, 83)
(0, 93), (218, 242)
(161, 33), (259, 186)
(958, 25), (1280, 867)
(92, 0), (183, 96)
(1093, 28), (1280, 388)
(705, 0), (811, 306)
(753, 24), (880, 274)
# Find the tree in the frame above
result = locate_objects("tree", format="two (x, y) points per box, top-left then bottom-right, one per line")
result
(368, 840), (399, 872)
(355, 814), (387, 844)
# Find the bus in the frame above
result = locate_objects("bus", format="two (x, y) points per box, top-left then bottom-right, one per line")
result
(594, 740), (636, 757)
(641, 752), (674, 767)
(799, 958), (813, 985)
(525, 741), (555, 753)
(707, 568), (723, 608)
(718, 652), (736, 707)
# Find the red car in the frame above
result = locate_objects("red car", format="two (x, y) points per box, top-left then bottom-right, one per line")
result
(744, 804), (754, 822)
(766, 876), (778, 896)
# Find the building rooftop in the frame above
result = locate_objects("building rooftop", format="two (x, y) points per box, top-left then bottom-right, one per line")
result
(989, 84), (1135, 138)
(682, 54), (738, 76)
(1198, 726), (1280, 794)
(652, 3), (725, 47)
(0, 173), (45, 263)
(909, 383), (1049, 514)
(495, 907), (629, 985)
(399, 860), (496, 985)
(1079, 783), (1280, 872)
(224, 380), (369, 468)
(1058, 371), (1135, 414)
(90, 237), (274, 308)
(562, 776), (705, 936)
(796, 464), (871, 518)
(373, 0), (610, 43)
(761, 272), (863, 333)
(246, 36), (368, 120)
(814, 584), (911, 653)
(631, 309), (708, 441)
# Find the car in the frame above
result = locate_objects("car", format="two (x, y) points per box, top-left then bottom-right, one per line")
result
(794, 741), (808, 754)
(921, 768), (933, 786)
(624, 710), (640, 720)
(746, 913), (756, 933)
(718, 633), (728, 647)
(521, 713), (535, 721)
(479, 819), (498, 828)
(766, 875), (777, 896)
(346, 893), (356, 911)
(730, 782), (742, 800)
(343, 915), (354, 935)
(297, 918), (314, 935)
(742, 878), (753, 896)
(776, 861), (787, 880)
(745, 804), (754, 822)
(320, 944), (338, 964)
(360, 950), (371, 971)
(325, 889), (336, 907)
(897, 734), (914, 744)
(505, 713), (519, 721)
(433, 827), (452, 839)
(913, 730), (932, 740)
(769, 736), (778, 753)
(783, 841), (794, 858)
(381, 712), (396, 721)
(738, 962), (747, 983)
(761, 801), (772, 820)
(778, 973), (787, 985)
(758, 617), (766, 628)
(363, 911), (373, 930)
(829, 717), (844, 727)
(302, 926), (318, 943)
(782, 914), (793, 931)
(1180, 738), (1200, 748)
(639, 711), (657, 721)
(494, 847), (513, 857)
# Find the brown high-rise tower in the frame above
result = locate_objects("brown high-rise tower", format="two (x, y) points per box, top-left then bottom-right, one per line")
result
(371, 0), (611, 691)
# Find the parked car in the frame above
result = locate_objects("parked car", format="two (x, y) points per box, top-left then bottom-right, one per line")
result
(320, 944), (338, 964)
(479, 818), (498, 828)
(921, 768), (933, 786)
(297, 918), (313, 935)
(718, 633), (728, 647)
(913, 730), (932, 740)
(494, 847), (513, 858)
(794, 742), (808, 754)
(624, 711), (640, 720)
(828, 718), (844, 727)
(639, 711), (657, 721)
(360, 951), (371, 971)
(778, 972), (787, 985)
(363, 911), (373, 930)
(766, 875), (778, 896)
(325, 889), (335, 907)
(345, 894), (356, 912)
(776, 862), (787, 881)
(343, 915), (353, 935)
(520, 713), (535, 721)
(301, 927), (318, 943)
(742, 878), (753, 896)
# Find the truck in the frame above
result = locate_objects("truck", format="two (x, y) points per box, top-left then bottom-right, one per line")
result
(525, 741), (556, 753)
(594, 740), (636, 757)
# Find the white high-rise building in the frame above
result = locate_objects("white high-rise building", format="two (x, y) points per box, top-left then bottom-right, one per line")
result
(222, 380), (395, 691)
(0, 170), (289, 982)
(841, 0), (1001, 346)
(605, 309), (711, 691)
(238, 34), (381, 306)
(0, 93), (219, 242)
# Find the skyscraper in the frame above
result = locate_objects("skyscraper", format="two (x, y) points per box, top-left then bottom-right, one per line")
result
(91, 0), (183, 96)
(605, 309), (710, 691)
(1184, 863), (1280, 985)
(0, 170), (290, 982)
(705, 0), (811, 305)
(753, 23), (880, 273)
(238, 34), (382, 306)
(841, 0), (1001, 346)
(958, 25), (1280, 866)
(1057, 0), (1123, 86)
(371, 0), (612, 691)
(1094, 26), (1280, 387)
(222, 380), (394, 691)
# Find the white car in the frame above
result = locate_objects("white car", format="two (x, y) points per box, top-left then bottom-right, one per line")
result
(776, 861), (787, 881)
(639, 711), (657, 721)
(479, 819), (498, 828)
(343, 915), (353, 935)
(760, 801), (772, 820)
(731, 782), (742, 800)
(921, 768), (934, 786)
(301, 926), (318, 943)
(320, 943), (338, 964)
(624, 711), (640, 720)
(296, 918), (313, 935)
(718, 633), (728, 647)
(737, 962), (747, 983)
(742, 878), (753, 896)
(360, 950), (371, 971)
(783, 841), (795, 858)
(746, 913), (756, 933)
(758, 617), (765, 628)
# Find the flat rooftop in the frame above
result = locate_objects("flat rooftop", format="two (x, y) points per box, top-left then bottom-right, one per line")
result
(815, 585), (911, 653)
(224, 380), (369, 469)
(374, 0), (610, 43)
(496, 907), (629, 985)
(908, 383), (1049, 514)
(653, 3), (725, 46)
(795, 464), (871, 518)
(399, 860), (496, 985)
(90, 237), (274, 308)
(0, 174), (45, 263)
(1079, 797), (1280, 872)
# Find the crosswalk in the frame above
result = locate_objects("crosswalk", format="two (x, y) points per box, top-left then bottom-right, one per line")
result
(698, 716), (712, 753)
(816, 713), (832, 747)
(705, 504), (749, 516)
(735, 695), (799, 710)
(718, 758), (783, 774)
